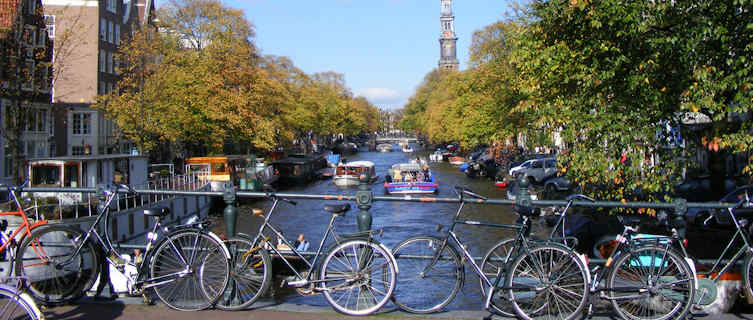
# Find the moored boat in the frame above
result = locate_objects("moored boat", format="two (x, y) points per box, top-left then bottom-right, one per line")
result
(376, 143), (393, 152)
(448, 156), (465, 166)
(402, 145), (414, 153)
(273, 153), (327, 185)
(185, 155), (275, 192)
(333, 161), (377, 187)
(384, 162), (437, 194)
(429, 149), (444, 162)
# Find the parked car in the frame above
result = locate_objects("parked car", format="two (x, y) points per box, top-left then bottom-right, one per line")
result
(686, 185), (753, 226)
(543, 174), (578, 200)
(508, 157), (557, 184)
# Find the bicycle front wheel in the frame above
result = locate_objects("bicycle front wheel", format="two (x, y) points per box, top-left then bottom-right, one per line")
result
(0, 284), (40, 320)
(480, 237), (516, 317)
(390, 236), (463, 313)
(507, 243), (589, 320)
(15, 225), (98, 305)
(606, 245), (694, 320)
(150, 230), (230, 311)
(216, 235), (272, 311)
(743, 253), (753, 304)
(320, 239), (396, 316)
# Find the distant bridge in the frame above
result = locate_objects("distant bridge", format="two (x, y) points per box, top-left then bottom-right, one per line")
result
(375, 136), (419, 144)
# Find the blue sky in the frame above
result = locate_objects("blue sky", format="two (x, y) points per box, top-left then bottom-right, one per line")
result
(182, 1), (513, 110)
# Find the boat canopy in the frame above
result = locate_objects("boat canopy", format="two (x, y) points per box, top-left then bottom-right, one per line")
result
(391, 163), (425, 171)
(341, 161), (374, 168)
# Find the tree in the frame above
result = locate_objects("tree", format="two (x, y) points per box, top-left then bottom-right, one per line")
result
(0, 1), (52, 183)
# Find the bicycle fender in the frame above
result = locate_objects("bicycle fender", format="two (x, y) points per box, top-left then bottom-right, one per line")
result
(577, 252), (591, 284)
(206, 231), (231, 259)
(379, 242), (399, 274)
(685, 257), (698, 288)
(20, 291), (43, 320)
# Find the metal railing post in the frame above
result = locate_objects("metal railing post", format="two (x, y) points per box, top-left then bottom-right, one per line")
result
(355, 173), (373, 232)
(223, 182), (238, 238)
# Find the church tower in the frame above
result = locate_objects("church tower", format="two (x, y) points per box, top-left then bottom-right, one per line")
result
(438, 0), (459, 71)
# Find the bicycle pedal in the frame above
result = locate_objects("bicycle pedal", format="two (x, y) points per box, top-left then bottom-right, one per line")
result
(141, 293), (153, 305)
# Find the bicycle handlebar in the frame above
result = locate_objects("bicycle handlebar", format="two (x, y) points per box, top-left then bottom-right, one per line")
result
(705, 197), (753, 226)
(264, 192), (297, 206)
(565, 194), (595, 202)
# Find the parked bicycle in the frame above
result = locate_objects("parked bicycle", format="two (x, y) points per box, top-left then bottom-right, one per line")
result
(390, 186), (590, 319)
(550, 194), (696, 320)
(0, 277), (44, 320)
(15, 183), (231, 311)
(216, 192), (398, 316)
(0, 181), (49, 276)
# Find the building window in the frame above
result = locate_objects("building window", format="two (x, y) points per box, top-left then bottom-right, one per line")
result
(107, 52), (113, 73)
(72, 146), (84, 156)
(36, 28), (46, 47)
(108, 21), (114, 43)
(36, 64), (49, 92)
(107, 82), (113, 94)
(3, 145), (12, 178)
(21, 60), (33, 91)
(72, 113), (91, 135)
(114, 24), (120, 45)
(100, 18), (106, 41)
(113, 57), (119, 75)
(26, 108), (47, 133)
(99, 50), (106, 72)
(45, 15), (55, 39)
(26, 0), (36, 14)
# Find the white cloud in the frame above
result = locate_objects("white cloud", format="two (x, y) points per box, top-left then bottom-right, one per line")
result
(356, 87), (402, 103)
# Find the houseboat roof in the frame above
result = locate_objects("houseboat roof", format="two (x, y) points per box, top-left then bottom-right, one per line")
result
(273, 153), (324, 164)
(28, 154), (147, 162)
(339, 161), (374, 168)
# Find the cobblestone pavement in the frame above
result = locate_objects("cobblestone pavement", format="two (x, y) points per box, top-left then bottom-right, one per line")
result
(38, 296), (753, 320)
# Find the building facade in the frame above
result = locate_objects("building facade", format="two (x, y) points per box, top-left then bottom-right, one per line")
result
(438, 0), (458, 71)
(0, 0), (54, 185)
(42, 0), (155, 157)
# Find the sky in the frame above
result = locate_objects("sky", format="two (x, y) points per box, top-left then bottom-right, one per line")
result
(162, 1), (514, 110)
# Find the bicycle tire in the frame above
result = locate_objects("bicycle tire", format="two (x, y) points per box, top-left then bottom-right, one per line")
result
(743, 253), (753, 303)
(0, 284), (40, 320)
(606, 245), (695, 320)
(390, 236), (463, 314)
(15, 225), (98, 305)
(216, 235), (272, 311)
(479, 237), (516, 317)
(506, 243), (589, 320)
(150, 229), (230, 311)
(320, 239), (396, 316)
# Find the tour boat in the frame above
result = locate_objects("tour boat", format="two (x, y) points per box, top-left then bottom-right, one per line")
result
(333, 161), (378, 187)
(384, 162), (438, 194)
(376, 143), (393, 152)
(448, 156), (465, 166)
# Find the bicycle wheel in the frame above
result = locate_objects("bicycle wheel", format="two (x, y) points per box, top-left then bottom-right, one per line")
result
(150, 229), (230, 311)
(216, 235), (272, 311)
(606, 245), (694, 320)
(320, 239), (396, 316)
(390, 236), (463, 313)
(506, 243), (589, 320)
(480, 237), (516, 317)
(15, 225), (98, 305)
(0, 285), (40, 320)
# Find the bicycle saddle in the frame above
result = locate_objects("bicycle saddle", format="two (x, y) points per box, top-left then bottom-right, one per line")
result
(514, 204), (541, 217)
(143, 207), (170, 217)
(324, 203), (350, 216)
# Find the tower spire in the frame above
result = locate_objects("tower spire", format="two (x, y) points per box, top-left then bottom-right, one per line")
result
(438, 0), (459, 71)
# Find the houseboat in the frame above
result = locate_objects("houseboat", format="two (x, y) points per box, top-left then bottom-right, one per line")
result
(25, 154), (212, 244)
(333, 161), (377, 187)
(273, 153), (327, 185)
(376, 144), (393, 152)
(184, 155), (278, 192)
(384, 162), (438, 194)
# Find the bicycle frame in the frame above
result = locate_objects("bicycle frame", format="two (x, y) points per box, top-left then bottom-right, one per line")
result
(0, 187), (48, 261)
(249, 196), (373, 286)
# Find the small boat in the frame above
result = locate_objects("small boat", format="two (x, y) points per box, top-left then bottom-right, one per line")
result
(429, 150), (444, 162)
(449, 156), (465, 166)
(326, 154), (341, 168)
(238, 157), (279, 191)
(317, 168), (334, 179)
(384, 162), (438, 194)
(376, 143), (393, 152)
(459, 163), (469, 172)
(402, 145), (414, 153)
(495, 180), (508, 188)
(333, 161), (377, 187)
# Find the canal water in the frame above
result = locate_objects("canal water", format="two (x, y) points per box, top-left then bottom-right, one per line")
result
(227, 144), (530, 312)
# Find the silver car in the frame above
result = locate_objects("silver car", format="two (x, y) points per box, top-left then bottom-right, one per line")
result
(509, 157), (557, 184)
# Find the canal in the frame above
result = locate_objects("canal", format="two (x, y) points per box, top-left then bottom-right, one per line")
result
(221, 144), (539, 312)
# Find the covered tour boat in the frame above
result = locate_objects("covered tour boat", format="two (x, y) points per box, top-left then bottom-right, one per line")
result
(333, 161), (378, 187)
(384, 162), (437, 194)
(376, 144), (393, 152)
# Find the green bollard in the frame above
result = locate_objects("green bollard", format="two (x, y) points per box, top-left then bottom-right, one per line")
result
(223, 182), (237, 238)
(516, 176), (532, 208)
(355, 173), (373, 232)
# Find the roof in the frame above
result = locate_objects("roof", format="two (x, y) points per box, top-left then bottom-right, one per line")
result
(28, 154), (148, 162)
(0, 0), (19, 31)
(339, 161), (374, 168)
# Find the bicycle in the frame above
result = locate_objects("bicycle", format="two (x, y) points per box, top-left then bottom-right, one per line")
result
(0, 277), (44, 320)
(0, 181), (49, 276)
(15, 183), (231, 311)
(390, 185), (589, 320)
(551, 194), (696, 320)
(216, 192), (398, 316)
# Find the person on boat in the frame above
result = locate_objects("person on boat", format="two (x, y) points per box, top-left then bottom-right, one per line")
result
(422, 165), (431, 182)
(393, 170), (402, 183)
(294, 234), (310, 251)
(417, 171), (425, 182)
